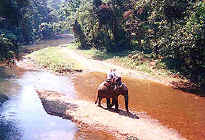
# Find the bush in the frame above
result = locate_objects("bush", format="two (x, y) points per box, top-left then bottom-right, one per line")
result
(0, 29), (17, 42)
(52, 22), (62, 35)
(39, 22), (55, 39)
(132, 0), (205, 87)
(0, 35), (17, 61)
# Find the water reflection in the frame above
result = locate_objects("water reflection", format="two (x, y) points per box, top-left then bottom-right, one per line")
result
(0, 71), (77, 140)
(18, 71), (76, 98)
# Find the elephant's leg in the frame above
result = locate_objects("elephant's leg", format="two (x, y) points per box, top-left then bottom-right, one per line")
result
(95, 96), (98, 104)
(110, 97), (115, 108)
(113, 97), (119, 112)
(106, 98), (111, 109)
(98, 97), (102, 107)
(124, 95), (129, 113)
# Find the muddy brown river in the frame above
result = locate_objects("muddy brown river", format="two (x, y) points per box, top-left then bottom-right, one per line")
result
(73, 72), (205, 140)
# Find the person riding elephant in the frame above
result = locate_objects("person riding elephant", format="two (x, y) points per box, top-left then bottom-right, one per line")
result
(95, 76), (129, 114)
(105, 68), (118, 89)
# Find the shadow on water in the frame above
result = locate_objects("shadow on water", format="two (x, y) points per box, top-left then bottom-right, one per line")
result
(160, 57), (205, 97)
(0, 67), (21, 140)
(170, 80), (205, 97)
(0, 66), (15, 79)
(173, 86), (205, 97)
(0, 66), (14, 105)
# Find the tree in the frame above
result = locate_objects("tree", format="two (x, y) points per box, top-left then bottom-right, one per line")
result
(59, 0), (205, 88)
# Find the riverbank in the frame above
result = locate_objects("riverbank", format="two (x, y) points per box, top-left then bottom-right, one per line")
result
(24, 44), (173, 86)
(24, 41), (201, 93)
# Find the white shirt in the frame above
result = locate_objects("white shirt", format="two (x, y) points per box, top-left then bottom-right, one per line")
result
(107, 71), (117, 79)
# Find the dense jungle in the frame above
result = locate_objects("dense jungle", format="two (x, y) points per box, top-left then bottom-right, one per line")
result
(1, 0), (205, 90)
(0, 0), (205, 140)
(1, 0), (205, 140)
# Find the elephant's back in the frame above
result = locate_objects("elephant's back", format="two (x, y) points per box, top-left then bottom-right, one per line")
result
(97, 82), (114, 98)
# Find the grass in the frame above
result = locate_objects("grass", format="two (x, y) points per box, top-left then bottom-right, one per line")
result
(67, 43), (130, 60)
(109, 56), (156, 74)
(26, 46), (83, 73)
(68, 44), (176, 78)
(66, 42), (78, 49)
(27, 42), (177, 79)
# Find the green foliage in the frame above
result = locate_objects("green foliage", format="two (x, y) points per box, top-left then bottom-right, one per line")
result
(0, 0), (65, 44)
(26, 0), (65, 41)
(52, 22), (63, 34)
(39, 23), (55, 39)
(0, 30), (17, 42)
(72, 20), (91, 49)
(60, 0), (132, 51)
(0, 35), (17, 61)
(0, 0), (66, 59)
(93, 0), (102, 8)
(59, 0), (205, 88)
(126, 0), (205, 87)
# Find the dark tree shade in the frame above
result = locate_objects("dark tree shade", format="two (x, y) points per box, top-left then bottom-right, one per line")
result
(93, 0), (102, 8)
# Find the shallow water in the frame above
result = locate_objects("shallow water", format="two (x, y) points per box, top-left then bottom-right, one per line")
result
(0, 68), (77, 140)
(0, 68), (115, 140)
(0, 36), (116, 140)
(73, 72), (205, 140)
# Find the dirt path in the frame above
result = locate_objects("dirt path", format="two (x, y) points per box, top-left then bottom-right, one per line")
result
(63, 47), (171, 86)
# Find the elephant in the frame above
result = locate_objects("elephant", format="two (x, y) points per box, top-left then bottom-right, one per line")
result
(95, 77), (129, 113)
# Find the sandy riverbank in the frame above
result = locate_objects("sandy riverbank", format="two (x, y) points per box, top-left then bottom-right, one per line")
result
(36, 90), (186, 140)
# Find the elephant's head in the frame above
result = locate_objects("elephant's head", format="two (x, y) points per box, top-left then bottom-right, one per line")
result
(114, 82), (129, 113)
(113, 76), (122, 86)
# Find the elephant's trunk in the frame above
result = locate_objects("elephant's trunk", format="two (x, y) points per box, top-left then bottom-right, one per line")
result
(124, 94), (129, 113)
